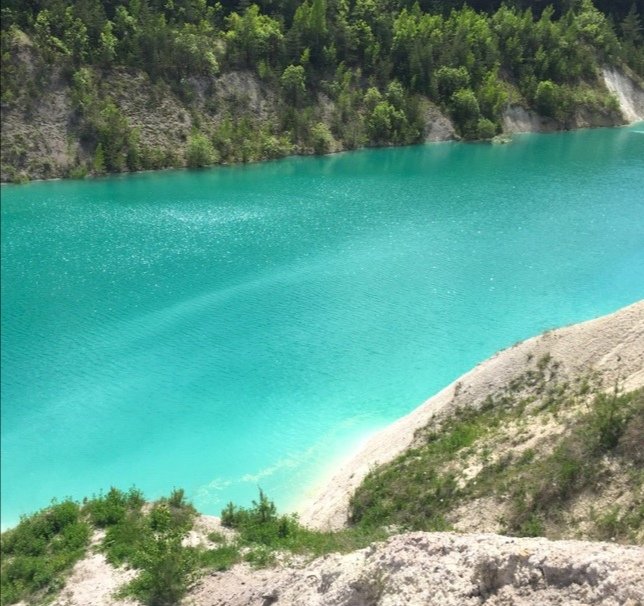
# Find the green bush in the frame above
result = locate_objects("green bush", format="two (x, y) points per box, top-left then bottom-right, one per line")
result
(475, 117), (497, 139)
(85, 487), (144, 528)
(197, 545), (241, 571)
(126, 536), (196, 606)
(534, 80), (561, 118)
(186, 132), (217, 168)
(310, 122), (334, 154)
(1, 500), (91, 604)
(281, 64), (306, 105)
(435, 66), (470, 101)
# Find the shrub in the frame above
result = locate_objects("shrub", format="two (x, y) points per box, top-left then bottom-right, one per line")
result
(310, 122), (334, 154)
(475, 117), (497, 140)
(534, 80), (560, 118)
(0, 500), (91, 603)
(435, 66), (470, 101)
(85, 487), (143, 528)
(198, 545), (240, 571)
(125, 535), (197, 606)
(186, 132), (217, 168)
(280, 64), (306, 105)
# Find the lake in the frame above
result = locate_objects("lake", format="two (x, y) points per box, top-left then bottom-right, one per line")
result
(2, 124), (643, 528)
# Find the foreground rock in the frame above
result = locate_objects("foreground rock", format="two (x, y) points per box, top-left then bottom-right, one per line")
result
(190, 532), (644, 606)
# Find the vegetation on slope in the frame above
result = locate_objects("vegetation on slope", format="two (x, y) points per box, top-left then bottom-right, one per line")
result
(350, 356), (644, 542)
(0, 499), (92, 604)
(0, 486), (382, 605)
(0, 487), (199, 605)
(1, 0), (642, 181)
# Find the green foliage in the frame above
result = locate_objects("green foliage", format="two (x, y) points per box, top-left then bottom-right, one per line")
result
(435, 66), (470, 101)
(91, 489), (198, 606)
(93, 143), (106, 174)
(504, 388), (643, 536)
(281, 64), (306, 105)
(67, 164), (88, 179)
(592, 504), (644, 543)
(477, 69), (508, 121)
(125, 536), (197, 606)
(310, 122), (334, 154)
(197, 544), (241, 570)
(366, 100), (405, 143)
(349, 353), (643, 542)
(475, 117), (497, 139)
(85, 486), (144, 528)
(3, 0), (640, 181)
(221, 489), (386, 562)
(534, 80), (561, 118)
(225, 5), (284, 69)
(589, 389), (632, 452)
(1, 500), (91, 604)
(2, 486), (381, 604)
(186, 132), (217, 168)
(449, 88), (487, 138)
(212, 115), (292, 163)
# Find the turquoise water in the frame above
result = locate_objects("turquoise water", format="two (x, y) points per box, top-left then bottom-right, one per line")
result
(2, 125), (643, 528)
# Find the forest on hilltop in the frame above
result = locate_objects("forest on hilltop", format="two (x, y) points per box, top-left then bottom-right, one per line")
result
(1, 0), (642, 180)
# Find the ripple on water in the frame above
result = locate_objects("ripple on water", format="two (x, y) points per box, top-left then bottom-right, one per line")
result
(1, 124), (644, 527)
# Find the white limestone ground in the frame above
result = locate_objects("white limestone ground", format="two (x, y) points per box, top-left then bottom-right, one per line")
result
(188, 532), (644, 606)
(602, 67), (644, 123)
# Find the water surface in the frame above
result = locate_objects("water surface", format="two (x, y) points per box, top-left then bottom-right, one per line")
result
(2, 125), (643, 527)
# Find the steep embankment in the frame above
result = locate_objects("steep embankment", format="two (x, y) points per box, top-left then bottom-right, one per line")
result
(1, 32), (642, 183)
(301, 301), (644, 530)
(501, 66), (644, 133)
(603, 66), (644, 122)
(3, 62), (642, 183)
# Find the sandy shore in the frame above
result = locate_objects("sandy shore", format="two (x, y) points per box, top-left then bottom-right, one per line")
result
(299, 301), (644, 530)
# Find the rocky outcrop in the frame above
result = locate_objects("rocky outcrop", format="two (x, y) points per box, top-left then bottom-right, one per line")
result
(501, 105), (559, 134)
(501, 66), (644, 135)
(500, 96), (626, 135)
(422, 101), (457, 141)
(602, 67), (644, 123)
(189, 532), (644, 606)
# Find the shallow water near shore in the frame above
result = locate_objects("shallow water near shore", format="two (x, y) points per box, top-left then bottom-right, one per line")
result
(2, 124), (644, 528)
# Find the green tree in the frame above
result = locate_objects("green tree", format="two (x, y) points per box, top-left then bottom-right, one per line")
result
(93, 143), (106, 174)
(367, 100), (406, 143)
(450, 88), (480, 124)
(98, 20), (117, 65)
(280, 64), (306, 105)
(475, 117), (497, 139)
(225, 5), (284, 69)
(97, 101), (131, 172)
(534, 80), (561, 118)
(186, 132), (217, 167)
(435, 66), (470, 101)
(476, 68), (507, 121)
(310, 122), (333, 154)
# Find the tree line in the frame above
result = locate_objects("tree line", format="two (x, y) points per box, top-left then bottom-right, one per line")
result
(1, 0), (641, 177)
